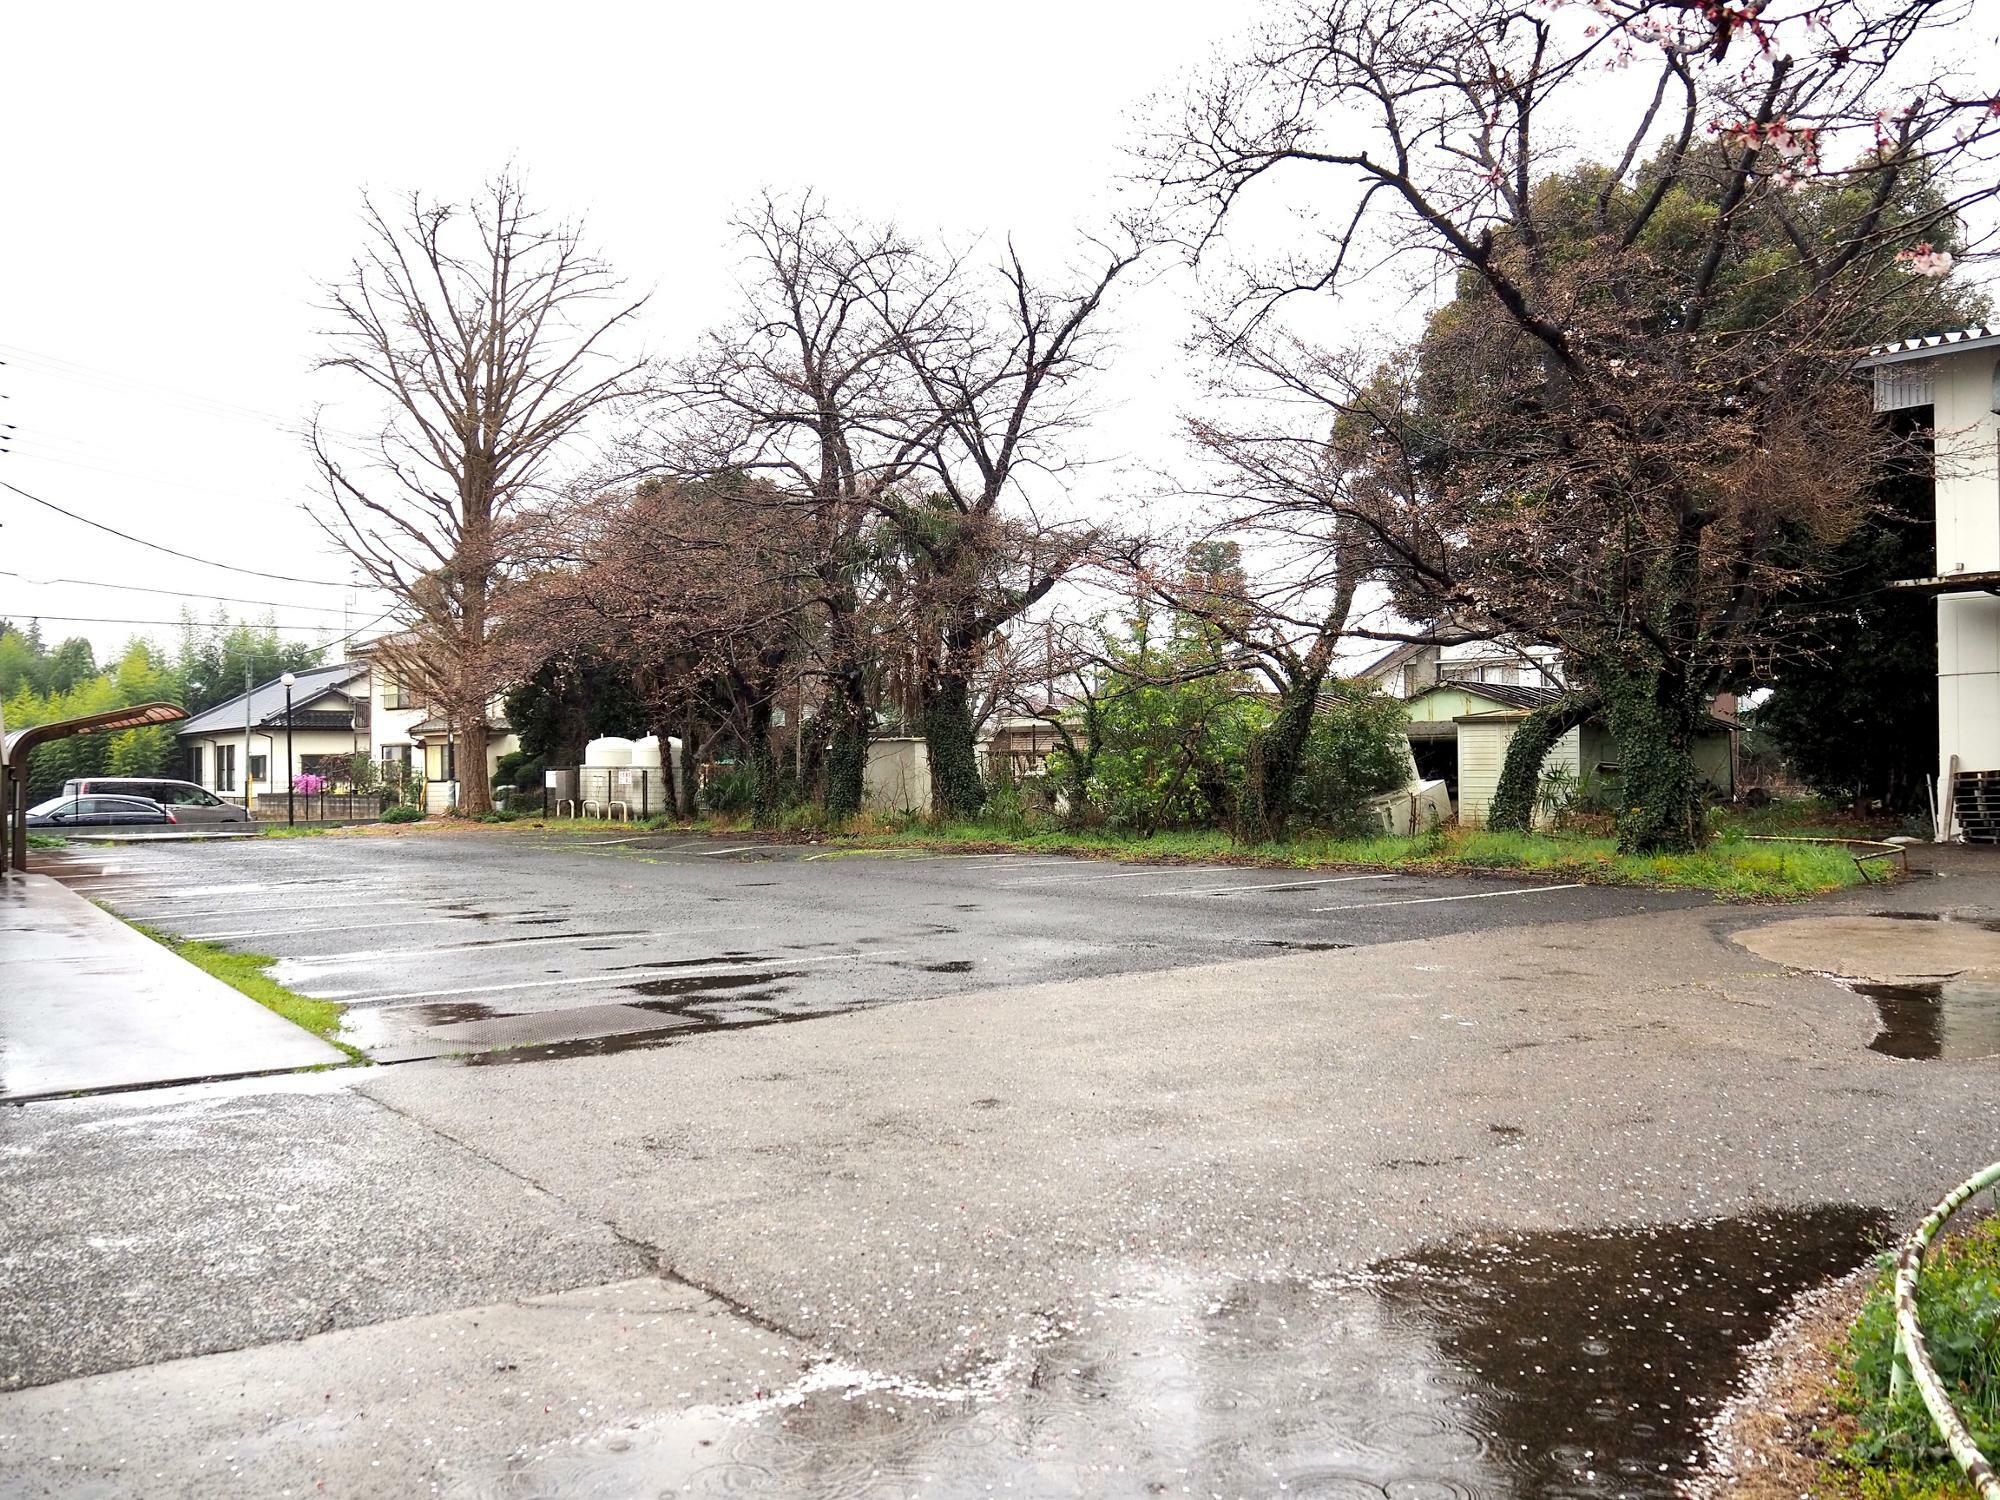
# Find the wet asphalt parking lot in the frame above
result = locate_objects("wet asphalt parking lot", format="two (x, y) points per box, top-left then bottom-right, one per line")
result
(9, 833), (2000, 1498)
(42, 827), (1704, 1067)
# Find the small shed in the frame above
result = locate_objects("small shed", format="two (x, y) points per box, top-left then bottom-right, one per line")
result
(1402, 681), (1736, 828)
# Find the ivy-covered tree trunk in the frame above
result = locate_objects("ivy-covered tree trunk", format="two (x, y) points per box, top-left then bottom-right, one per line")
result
(1488, 695), (1600, 833)
(1238, 682), (1319, 843)
(820, 672), (869, 821)
(746, 700), (781, 830)
(922, 670), (985, 820)
(1601, 670), (1704, 853)
(680, 709), (701, 817)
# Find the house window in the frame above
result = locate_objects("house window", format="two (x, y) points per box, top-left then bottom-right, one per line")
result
(248, 753), (267, 785)
(217, 744), (236, 792)
(188, 745), (205, 787)
(380, 676), (409, 710)
(424, 741), (456, 782)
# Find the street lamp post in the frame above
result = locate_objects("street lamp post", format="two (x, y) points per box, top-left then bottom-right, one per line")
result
(281, 671), (296, 827)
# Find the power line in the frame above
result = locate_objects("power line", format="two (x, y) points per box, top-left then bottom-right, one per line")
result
(0, 479), (357, 588)
(0, 343), (304, 430)
(0, 569), (357, 615)
(14, 613), (378, 634)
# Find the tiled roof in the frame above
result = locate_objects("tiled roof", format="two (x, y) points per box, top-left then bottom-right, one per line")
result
(1406, 679), (1564, 711)
(176, 663), (364, 736)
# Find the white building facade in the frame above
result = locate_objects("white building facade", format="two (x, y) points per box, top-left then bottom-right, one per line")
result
(1861, 326), (2000, 835)
(178, 645), (520, 815)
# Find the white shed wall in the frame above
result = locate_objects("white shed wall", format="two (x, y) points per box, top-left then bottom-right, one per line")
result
(1932, 353), (2000, 575)
(1929, 350), (2000, 781)
(863, 737), (931, 814)
(1455, 721), (1581, 828)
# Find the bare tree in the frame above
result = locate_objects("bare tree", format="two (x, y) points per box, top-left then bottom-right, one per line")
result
(312, 174), (646, 814)
(512, 476), (818, 825)
(884, 239), (1141, 817)
(1151, 0), (2000, 850)
(657, 194), (1138, 820)
(653, 194), (944, 817)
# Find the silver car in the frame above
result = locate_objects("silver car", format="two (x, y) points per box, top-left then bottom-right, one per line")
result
(60, 777), (253, 823)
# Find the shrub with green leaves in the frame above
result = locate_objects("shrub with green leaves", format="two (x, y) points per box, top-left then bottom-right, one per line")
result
(1050, 616), (1263, 834)
(1292, 688), (1413, 835)
(379, 804), (425, 825)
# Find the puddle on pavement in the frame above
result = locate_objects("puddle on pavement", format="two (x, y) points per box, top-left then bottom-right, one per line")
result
(456, 1028), (698, 1066)
(454, 999), (839, 1068)
(614, 953), (769, 972)
(632, 987), (789, 1015)
(470, 1205), (1883, 1500)
(627, 969), (803, 1000)
(404, 1001), (510, 1026)
(1871, 910), (2000, 931)
(1838, 976), (2000, 1059)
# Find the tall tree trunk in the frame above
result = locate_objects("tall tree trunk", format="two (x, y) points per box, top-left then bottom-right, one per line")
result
(680, 709), (701, 818)
(747, 700), (780, 830)
(819, 668), (869, 820)
(1488, 694), (1600, 832)
(457, 716), (492, 816)
(818, 594), (870, 820)
(1239, 679), (1319, 844)
(923, 668), (985, 821)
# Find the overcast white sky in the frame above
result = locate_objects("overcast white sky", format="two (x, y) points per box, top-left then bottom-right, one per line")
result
(1, 1), (1252, 664)
(6, 1), (1995, 672)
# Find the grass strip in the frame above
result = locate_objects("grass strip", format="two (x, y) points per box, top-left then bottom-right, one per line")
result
(830, 821), (1869, 899)
(125, 919), (364, 1062)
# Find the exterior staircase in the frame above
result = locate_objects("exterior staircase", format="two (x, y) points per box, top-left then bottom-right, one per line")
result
(1951, 770), (2000, 843)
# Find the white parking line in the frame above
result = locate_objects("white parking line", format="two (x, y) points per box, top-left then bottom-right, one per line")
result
(286, 931), (649, 967)
(1309, 883), (1586, 913)
(1145, 875), (1400, 898)
(108, 895), (429, 916)
(181, 915), (482, 942)
(81, 880), (344, 900)
(691, 844), (771, 857)
(997, 866), (1230, 887)
(326, 949), (908, 1006)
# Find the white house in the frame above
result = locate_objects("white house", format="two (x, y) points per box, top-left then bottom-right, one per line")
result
(1859, 325), (2000, 839)
(176, 662), (371, 805)
(178, 642), (520, 815)
(1356, 637), (1566, 700)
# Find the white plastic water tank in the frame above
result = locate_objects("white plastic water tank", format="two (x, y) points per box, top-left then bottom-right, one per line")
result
(631, 735), (664, 769)
(584, 736), (635, 768)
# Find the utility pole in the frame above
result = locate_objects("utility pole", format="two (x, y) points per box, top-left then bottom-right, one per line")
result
(281, 672), (296, 826)
(242, 661), (253, 813)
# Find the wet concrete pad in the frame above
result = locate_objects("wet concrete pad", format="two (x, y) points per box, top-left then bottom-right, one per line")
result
(0, 1076), (644, 1389)
(0, 873), (342, 1099)
(1730, 912), (2000, 982)
(0, 1276), (800, 1499)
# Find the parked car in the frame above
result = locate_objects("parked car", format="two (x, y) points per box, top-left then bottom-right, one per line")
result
(61, 777), (252, 823)
(27, 794), (178, 829)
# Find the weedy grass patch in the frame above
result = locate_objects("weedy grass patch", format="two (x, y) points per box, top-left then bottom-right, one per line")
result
(839, 821), (1868, 899)
(1825, 1215), (2000, 1498)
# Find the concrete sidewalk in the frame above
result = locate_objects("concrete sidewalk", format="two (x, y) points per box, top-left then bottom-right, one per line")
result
(0, 872), (343, 1101)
